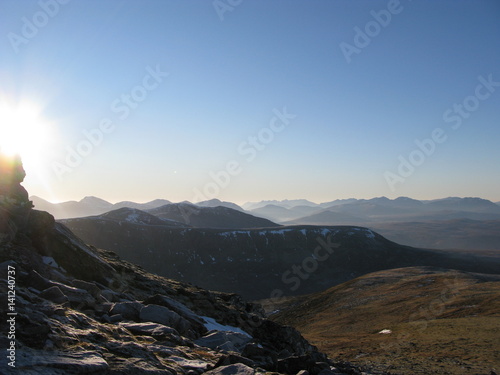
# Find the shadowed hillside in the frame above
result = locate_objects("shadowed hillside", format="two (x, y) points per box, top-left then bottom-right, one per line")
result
(61, 211), (500, 301)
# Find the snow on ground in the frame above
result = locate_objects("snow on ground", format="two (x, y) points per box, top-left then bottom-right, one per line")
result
(42, 256), (60, 269)
(201, 316), (252, 338)
(126, 213), (140, 223)
(217, 231), (251, 238)
(365, 229), (376, 239)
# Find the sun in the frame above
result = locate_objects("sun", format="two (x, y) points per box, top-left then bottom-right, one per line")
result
(0, 100), (52, 166)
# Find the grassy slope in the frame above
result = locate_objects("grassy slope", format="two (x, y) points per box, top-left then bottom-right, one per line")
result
(268, 267), (500, 374)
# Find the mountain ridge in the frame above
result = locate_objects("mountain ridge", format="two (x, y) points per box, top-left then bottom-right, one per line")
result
(32, 195), (500, 250)
(61, 210), (500, 300)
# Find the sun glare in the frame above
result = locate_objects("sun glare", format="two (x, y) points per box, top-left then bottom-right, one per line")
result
(0, 100), (52, 165)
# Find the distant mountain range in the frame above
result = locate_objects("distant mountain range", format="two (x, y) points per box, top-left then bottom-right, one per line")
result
(34, 195), (500, 250)
(256, 196), (500, 224)
(32, 195), (500, 222)
(30, 196), (244, 219)
(61, 208), (500, 300)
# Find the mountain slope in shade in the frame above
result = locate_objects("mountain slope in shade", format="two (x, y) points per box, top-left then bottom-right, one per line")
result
(368, 219), (500, 250)
(98, 207), (188, 227)
(249, 204), (321, 223)
(270, 267), (500, 375)
(60, 212), (500, 300)
(283, 210), (367, 226)
(147, 203), (278, 228)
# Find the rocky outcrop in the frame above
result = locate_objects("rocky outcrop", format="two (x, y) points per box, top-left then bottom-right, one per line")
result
(0, 154), (374, 374)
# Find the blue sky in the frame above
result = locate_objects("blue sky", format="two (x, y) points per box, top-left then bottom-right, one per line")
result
(1, 0), (499, 204)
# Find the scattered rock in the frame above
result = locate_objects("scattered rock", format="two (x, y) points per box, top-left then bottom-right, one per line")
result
(205, 363), (256, 375)
(276, 355), (318, 375)
(166, 356), (210, 372)
(73, 279), (102, 298)
(110, 301), (144, 321)
(215, 353), (257, 368)
(119, 322), (179, 338)
(140, 304), (190, 334)
(39, 286), (69, 304)
(16, 348), (109, 373)
(195, 331), (252, 353)
(144, 294), (207, 330)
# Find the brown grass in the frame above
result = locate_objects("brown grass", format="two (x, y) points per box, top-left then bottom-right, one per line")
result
(269, 267), (500, 374)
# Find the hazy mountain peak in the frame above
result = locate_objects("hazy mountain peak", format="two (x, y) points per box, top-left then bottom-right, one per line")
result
(196, 199), (244, 211)
(243, 199), (318, 211)
(80, 196), (113, 207)
(98, 207), (167, 226)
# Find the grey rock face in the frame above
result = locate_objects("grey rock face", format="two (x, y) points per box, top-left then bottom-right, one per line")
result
(110, 301), (144, 321)
(15, 348), (109, 373)
(39, 286), (69, 305)
(204, 363), (256, 375)
(195, 331), (252, 353)
(139, 304), (191, 335)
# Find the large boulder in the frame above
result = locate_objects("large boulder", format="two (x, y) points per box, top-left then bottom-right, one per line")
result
(143, 294), (206, 327)
(195, 331), (252, 353)
(139, 304), (191, 335)
(110, 301), (145, 321)
(15, 348), (109, 373)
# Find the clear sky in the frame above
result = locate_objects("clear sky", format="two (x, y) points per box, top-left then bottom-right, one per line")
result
(1, 0), (499, 204)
